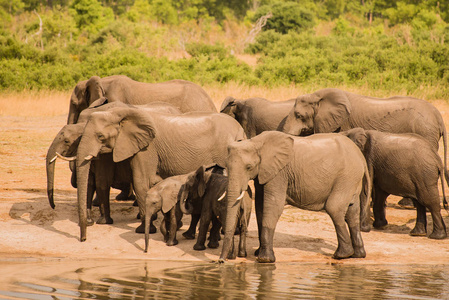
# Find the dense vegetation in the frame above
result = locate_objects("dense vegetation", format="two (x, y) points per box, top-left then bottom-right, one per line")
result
(1, 0), (449, 98)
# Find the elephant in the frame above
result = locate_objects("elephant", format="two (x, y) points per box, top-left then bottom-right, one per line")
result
(341, 128), (448, 239)
(281, 88), (448, 209)
(68, 75), (216, 124)
(220, 96), (295, 138)
(47, 101), (182, 227)
(179, 164), (252, 258)
(75, 106), (246, 241)
(219, 131), (371, 263)
(144, 174), (187, 252)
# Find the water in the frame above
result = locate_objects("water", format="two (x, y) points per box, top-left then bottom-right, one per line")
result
(0, 259), (448, 299)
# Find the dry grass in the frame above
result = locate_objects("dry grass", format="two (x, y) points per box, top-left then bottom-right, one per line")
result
(1, 83), (447, 117)
(0, 90), (70, 117)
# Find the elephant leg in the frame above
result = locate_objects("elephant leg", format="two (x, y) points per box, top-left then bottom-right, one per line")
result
(326, 193), (354, 259)
(398, 197), (415, 210)
(130, 150), (157, 234)
(254, 178), (264, 256)
(420, 188), (446, 239)
(160, 216), (167, 242)
(207, 218), (221, 249)
(257, 176), (287, 263)
(194, 211), (212, 251)
(345, 197), (366, 258)
(86, 169), (96, 226)
(238, 215), (248, 258)
(372, 187), (389, 229)
(183, 213), (200, 240)
(94, 158), (114, 225)
(116, 183), (136, 201)
(410, 199), (427, 236)
(166, 210), (179, 246)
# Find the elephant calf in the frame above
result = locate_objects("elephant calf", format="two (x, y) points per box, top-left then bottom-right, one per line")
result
(342, 128), (448, 239)
(179, 164), (252, 258)
(144, 175), (188, 252)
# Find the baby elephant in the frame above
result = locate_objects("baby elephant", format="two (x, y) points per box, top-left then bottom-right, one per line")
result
(342, 128), (448, 239)
(144, 175), (187, 252)
(179, 164), (252, 258)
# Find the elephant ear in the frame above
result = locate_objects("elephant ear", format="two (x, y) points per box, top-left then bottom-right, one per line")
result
(112, 108), (156, 162)
(314, 89), (351, 133)
(220, 96), (236, 113)
(89, 97), (109, 108)
(256, 131), (294, 185)
(161, 185), (180, 213)
(85, 76), (105, 105)
(342, 128), (367, 152)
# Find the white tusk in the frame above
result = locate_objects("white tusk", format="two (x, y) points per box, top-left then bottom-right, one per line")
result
(217, 191), (226, 201)
(84, 155), (94, 161)
(56, 152), (76, 161)
(49, 155), (57, 163)
(236, 191), (245, 200)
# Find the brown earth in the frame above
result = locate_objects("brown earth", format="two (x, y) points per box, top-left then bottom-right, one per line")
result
(1, 98), (449, 265)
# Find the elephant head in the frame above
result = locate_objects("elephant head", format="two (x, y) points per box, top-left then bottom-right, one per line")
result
(68, 76), (105, 124)
(46, 123), (85, 209)
(179, 164), (226, 214)
(76, 107), (156, 241)
(220, 97), (255, 138)
(220, 131), (294, 261)
(282, 88), (351, 136)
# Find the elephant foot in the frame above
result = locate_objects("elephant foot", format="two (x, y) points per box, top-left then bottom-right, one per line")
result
(133, 200), (138, 207)
(373, 218), (388, 229)
(256, 248), (275, 263)
(92, 197), (100, 207)
(193, 243), (206, 251)
(135, 223), (157, 234)
(227, 250), (237, 260)
(360, 222), (371, 232)
(87, 218), (95, 226)
(332, 245), (354, 260)
(429, 230), (447, 240)
(96, 216), (113, 225)
(207, 240), (219, 249)
(351, 246), (366, 258)
(166, 239), (178, 246)
(183, 230), (196, 240)
(238, 250), (247, 258)
(410, 223), (427, 236)
(398, 198), (415, 210)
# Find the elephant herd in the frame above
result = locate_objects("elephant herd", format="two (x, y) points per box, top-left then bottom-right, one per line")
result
(46, 75), (448, 264)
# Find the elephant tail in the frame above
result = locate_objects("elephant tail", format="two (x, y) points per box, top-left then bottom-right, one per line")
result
(442, 124), (449, 212)
(360, 160), (372, 232)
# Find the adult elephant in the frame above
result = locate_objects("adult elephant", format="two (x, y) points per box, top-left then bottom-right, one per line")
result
(281, 88), (448, 206)
(219, 131), (371, 263)
(75, 107), (246, 241)
(46, 101), (181, 226)
(67, 75), (216, 124)
(220, 96), (295, 138)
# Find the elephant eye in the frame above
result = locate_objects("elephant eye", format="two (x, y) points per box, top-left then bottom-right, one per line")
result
(64, 138), (70, 144)
(246, 164), (254, 171)
(97, 133), (106, 141)
(295, 112), (303, 120)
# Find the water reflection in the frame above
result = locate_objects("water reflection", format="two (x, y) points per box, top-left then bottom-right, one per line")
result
(0, 260), (448, 299)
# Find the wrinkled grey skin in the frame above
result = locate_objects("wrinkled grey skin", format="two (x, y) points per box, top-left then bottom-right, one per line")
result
(179, 164), (252, 258)
(220, 96), (295, 138)
(68, 75), (216, 124)
(342, 128), (448, 239)
(219, 131), (371, 263)
(47, 101), (181, 227)
(144, 175), (188, 252)
(75, 107), (246, 241)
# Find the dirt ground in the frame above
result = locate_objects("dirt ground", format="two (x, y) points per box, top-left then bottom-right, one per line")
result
(1, 101), (449, 265)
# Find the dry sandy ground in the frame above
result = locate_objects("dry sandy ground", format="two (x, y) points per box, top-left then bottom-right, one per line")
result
(1, 101), (449, 265)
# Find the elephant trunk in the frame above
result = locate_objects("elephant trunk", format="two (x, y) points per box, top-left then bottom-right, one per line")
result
(179, 186), (193, 215)
(46, 152), (57, 209)
(219, 179), (242, 262)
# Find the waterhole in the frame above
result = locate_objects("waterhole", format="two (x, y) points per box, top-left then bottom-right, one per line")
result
(0, 259), (447, 299)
